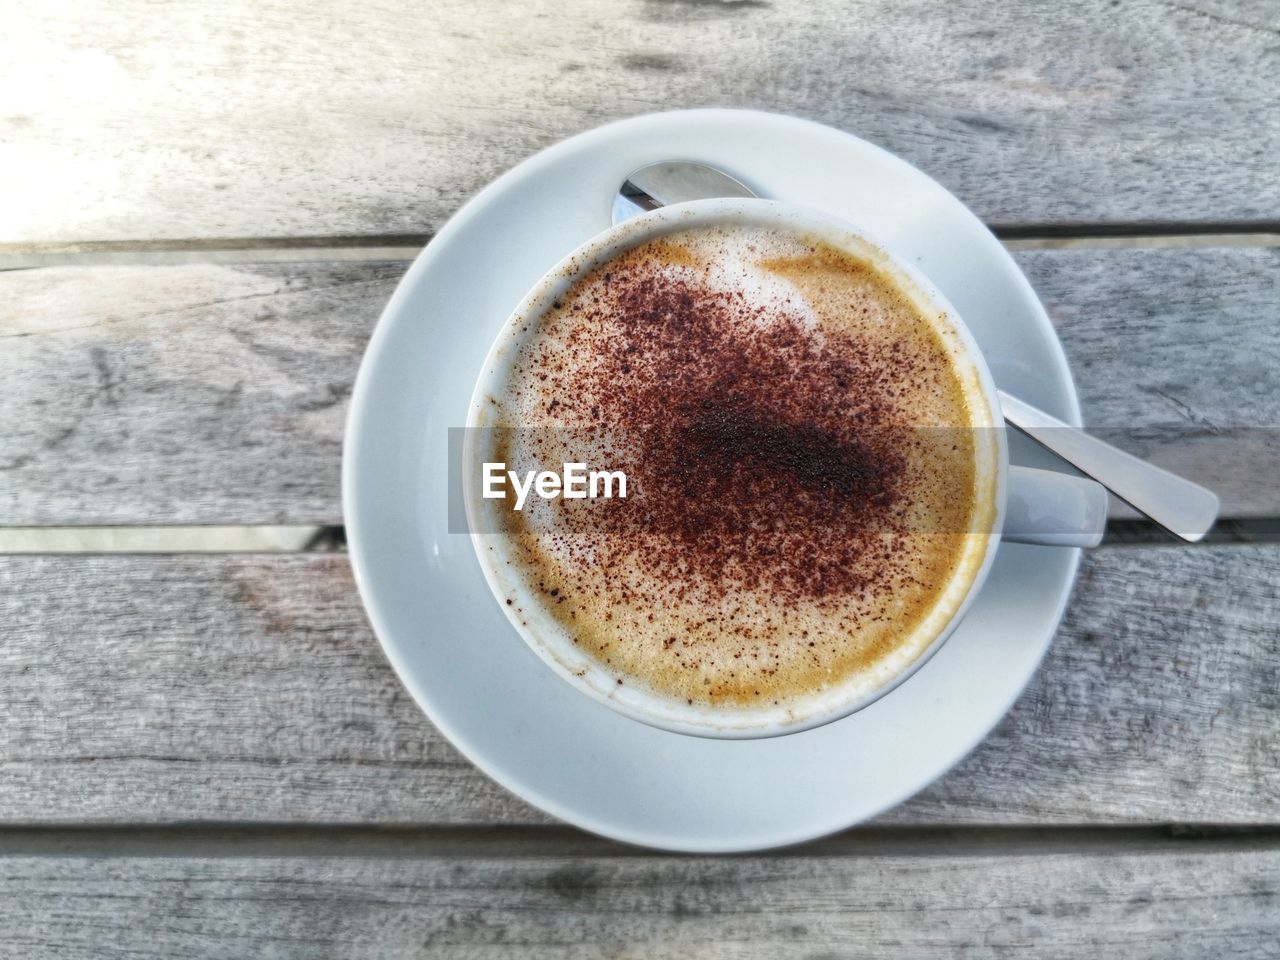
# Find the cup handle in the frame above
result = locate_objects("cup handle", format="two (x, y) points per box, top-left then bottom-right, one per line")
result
(1004, 465), (1108, 548)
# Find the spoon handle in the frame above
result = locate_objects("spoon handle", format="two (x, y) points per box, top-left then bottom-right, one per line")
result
(996, 390), (1219, 542)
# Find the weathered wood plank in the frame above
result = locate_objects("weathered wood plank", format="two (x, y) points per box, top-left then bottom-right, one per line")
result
(3, 247), (1275, 525)
(1023, 246), (1280, 521)
(1, 545), (1275, 825)
(0, 834), (1275, 959)
(3, 0), (1279, 246)
(0, 261), (398, 525)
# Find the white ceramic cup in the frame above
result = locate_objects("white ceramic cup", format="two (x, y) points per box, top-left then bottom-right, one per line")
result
(463, 199), (1107, 739)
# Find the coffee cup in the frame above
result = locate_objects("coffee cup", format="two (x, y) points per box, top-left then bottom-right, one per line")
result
(463, 199), (1106, 738)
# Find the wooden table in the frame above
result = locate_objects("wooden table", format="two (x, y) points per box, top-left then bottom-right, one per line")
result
(3, 1), (1278, 955)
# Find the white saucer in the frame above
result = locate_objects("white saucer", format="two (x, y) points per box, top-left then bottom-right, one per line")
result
(343, 109), (1083, 853)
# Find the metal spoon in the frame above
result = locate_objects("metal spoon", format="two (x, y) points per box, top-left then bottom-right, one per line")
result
(612, 161), (1220, 542)
(613, 161), (755, 225)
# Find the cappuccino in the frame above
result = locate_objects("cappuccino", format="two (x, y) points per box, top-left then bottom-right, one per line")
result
(473, 222), (997, 713)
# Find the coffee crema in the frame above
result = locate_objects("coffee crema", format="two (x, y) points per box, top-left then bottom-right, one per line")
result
(474, 223), (997, 713)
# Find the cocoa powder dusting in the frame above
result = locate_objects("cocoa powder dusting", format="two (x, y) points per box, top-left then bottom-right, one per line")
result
(568, 249), (913, 605)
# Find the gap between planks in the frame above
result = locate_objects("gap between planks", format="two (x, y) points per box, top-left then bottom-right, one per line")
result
(0, 526), (346, 554)
(0, 823), (1276, 860)
(3, 229), (1280, 269)
(0, 521), (1278, 554)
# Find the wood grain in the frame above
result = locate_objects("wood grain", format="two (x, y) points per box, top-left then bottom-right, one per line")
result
(3, 0), (1279, 246)
(3, 247), (1275, 525)
(1, 545), (1276, 826)
(1023, 246), (1280, 520)
(0, 261), (397, 525)
(0, 832), (1276, 959)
